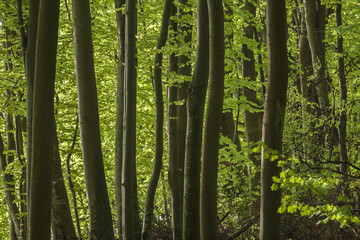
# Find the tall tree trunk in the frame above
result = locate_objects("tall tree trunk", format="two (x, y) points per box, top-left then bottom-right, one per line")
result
(71, 0), (114, 238)
(122, 0), (139, 238)
(242, 0), (263, 216)
(200, 0), (224, 238)
(24, 2), (39, 234)
(171, 1), (192, 238)
(2, 26), (21, 239)
(51, 125), (77, 239)
(336, 2), (348, 182)
(182, 0), (209, 238)
(260, 0), (288, 239)
(303, 0), (329, 110)
(114, 0), (125, 238)
(29, 0), (60, 238)
(142, 0), (174, 238)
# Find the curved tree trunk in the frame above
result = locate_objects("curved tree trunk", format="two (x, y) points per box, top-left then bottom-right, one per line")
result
(260, 0), (288, 239)
(142, 0), (174, 238)
(29, 0), (60, 238)
(182, 0), (209, 238)
(200, 0), (224, 238)
(71, 0), (114, 238)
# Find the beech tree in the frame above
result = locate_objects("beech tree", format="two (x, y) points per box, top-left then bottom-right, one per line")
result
(122, 0), (140, 238)
(182, 0), (209, 239)
(72, 0), (114, 238)
(1, 1), (360, 239)
(29, 0), (60, 238)
(114, 0), (125, 237)
(260, 0), (288, 239)
(142, 0), (174, 238)
(200, 0), (224, 238)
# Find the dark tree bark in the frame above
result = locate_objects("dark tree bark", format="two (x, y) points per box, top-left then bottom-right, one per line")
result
(142, 0), (174, 238)
(51, 125), (77, 240)
(336, 2), (348, 178)
(24, 3), (39, 232)
(242, 0), (263, 215)
(200, 0), (224, 238)
(260, 0), (288, 239)
(182, 0), (209, 238)
(29, 0), (60, 238)
(122, 0), (140, 239)
(169, 1), (192, 238)
(114, 0), (125, 238)
(71, 0), (114, 238)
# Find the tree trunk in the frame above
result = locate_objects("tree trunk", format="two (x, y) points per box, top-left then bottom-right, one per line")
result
(51, 125), (77, 239)
(303, 0), (329, 110)
(171, 1), (192, 238)
(336, 2), (348, 182)
(71, 0), (114, 238)
(200, 0), (224, 238)
(299, 8), (316, 104)
(182, 0), (209, 238)
(65, 119), (82, 239)
(0, 131), (21, 240)
(242, 0), (263, 216)
(114, 0), (125, 238)
(14, 115), (27, 240)
(142, 0), (174, 238)
(24, 2), (39, 234)
(2, 26), (21, 239)
(29, 0), (60, 238)
(122, 0), (139, 238)
(260, 0), (288, 239)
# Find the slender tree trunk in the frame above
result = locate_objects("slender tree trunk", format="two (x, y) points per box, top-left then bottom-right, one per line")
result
(122, 0), (139, 238)
(0, 131), (21, 240)
(15, 115), (27, 240)
(114, 0), (125, 238)
(336, 2), (348, 181)
(2, 27), (21, 238)
(200, 0), (224, 238)
(182, 0), (209, 238)
(65, 118), (82, 239)
(51, 125), (77, 239)
(24, 2), (39, 234)
(171, 1), (192, 238)
(260, 0), (288, 239)
(142, 0), (174, 238)
(303, 0), (329, 110)
(71, 0), (114, 238)
(242, 0), (263, 216)
(299, 8), (316, 104)
(29, 0), (60, 238)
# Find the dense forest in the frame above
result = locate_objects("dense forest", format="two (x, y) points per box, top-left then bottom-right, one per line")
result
(0, 0), (360, 239)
